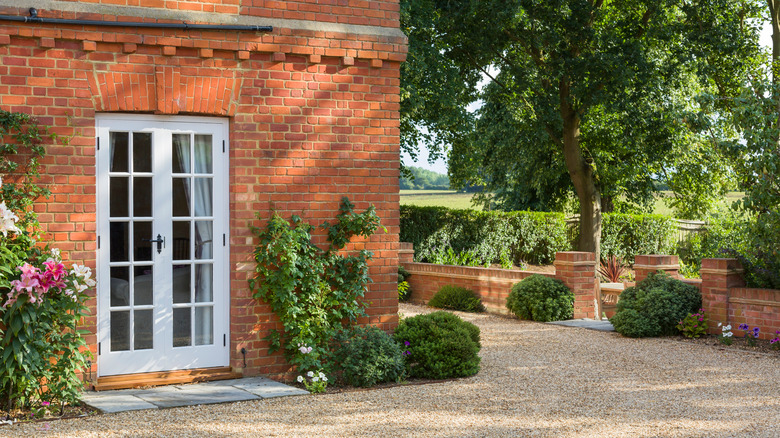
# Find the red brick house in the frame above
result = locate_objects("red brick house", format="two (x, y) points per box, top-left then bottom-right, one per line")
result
(0, 0), (405, 387)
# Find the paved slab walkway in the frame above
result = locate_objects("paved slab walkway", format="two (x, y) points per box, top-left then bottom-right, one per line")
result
(547, 317), (615, 331)
(80, 376), (308, 413)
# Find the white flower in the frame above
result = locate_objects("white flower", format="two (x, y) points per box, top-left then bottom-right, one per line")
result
(71, 264), (89, 277)
(297, 376), (304, 383)
(318, 372), (325, 378)
(322, 376), (328, 382)
(307, 371), (314, 378)
(723, 325), (731, 331)
(299, 346), (309, 354)
(724, 332), (733, 337)
(311, 376), (319, 382)
(718, 322), (722, 327)
(72, 280), (88, 293)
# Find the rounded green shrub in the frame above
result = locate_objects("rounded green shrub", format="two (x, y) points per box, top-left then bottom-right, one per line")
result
(610, 271), (702, 337)
(506, 274), (574, 322)
(393, 311), (481, 379)
(428, 285), (485, 313)
(332, 325), (406, 387)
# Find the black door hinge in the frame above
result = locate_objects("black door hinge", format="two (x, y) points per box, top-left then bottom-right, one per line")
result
(223, 234), (226, 246)
(98, 342), (101, 356)
(97, 236), (101, 249)
(222, 140), (225, 153)
(223, 334), (226, 347)
(96, 137), (100, 151)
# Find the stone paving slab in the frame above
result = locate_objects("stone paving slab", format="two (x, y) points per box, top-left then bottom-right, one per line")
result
(547, 318), (615, 331)
(80, 390), (159, 414)
(81, 376), (306, 413)
(205, 377), (309, 398)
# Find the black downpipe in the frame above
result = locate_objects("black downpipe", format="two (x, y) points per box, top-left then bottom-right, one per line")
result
(0, 7), (272, 32)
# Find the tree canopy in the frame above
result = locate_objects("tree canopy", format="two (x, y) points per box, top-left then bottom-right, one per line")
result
(400, 166), (450, 190)
(401, 0), (763, 254)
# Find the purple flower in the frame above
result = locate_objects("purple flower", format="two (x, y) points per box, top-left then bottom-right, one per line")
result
(752, 327), (760, 338)
(738, 323), (749, 331)
(771, 339), (778, 344)
(698, 318), (703, 322)
(402, 350), (411, 356)
(41, 401), (50, 406)
(404, 341), (410, 346)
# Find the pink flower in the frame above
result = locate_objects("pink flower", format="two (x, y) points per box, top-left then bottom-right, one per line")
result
(43, 259), (67, 282)
(18, 263), (39, 278)
(11, 275), (39, 293)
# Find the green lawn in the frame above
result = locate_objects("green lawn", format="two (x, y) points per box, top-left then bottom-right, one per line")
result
(401, 190), (744, 217)
(400, 190), (481, 210)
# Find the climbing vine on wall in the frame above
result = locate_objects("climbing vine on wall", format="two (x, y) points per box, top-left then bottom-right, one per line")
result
(249, 198), (384, 374)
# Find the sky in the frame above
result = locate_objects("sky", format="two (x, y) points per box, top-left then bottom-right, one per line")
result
(402, 17), (775, 177)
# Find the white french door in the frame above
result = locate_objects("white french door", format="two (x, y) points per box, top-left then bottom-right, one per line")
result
(96, 114), (229, 377)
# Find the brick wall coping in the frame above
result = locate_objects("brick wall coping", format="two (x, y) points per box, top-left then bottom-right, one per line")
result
(554, 259), (597, 267)
(634, 263), (679, 270)
(0, 0), (407, 39)
(699, 267), (745, 275)
(403, 262), (554, 281)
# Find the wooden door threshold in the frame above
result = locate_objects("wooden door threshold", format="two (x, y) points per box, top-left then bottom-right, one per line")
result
(94, 367), (242, 391)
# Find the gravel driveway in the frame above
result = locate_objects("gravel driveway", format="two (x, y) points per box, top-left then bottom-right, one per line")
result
(5, 303), (779, 437)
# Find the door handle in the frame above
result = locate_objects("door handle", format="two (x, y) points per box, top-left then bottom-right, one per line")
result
(143, 234), (165, 254)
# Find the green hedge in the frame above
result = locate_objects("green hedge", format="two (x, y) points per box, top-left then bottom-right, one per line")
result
(400, 206), (678, 266)
(599, 214), (677, 263)
(399, 206), (568, 265)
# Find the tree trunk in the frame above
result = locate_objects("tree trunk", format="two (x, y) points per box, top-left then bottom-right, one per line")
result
(560, 78), (602, 256)
(771, 0), (780, 138)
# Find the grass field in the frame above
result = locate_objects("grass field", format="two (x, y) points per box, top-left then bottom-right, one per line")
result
(400, 190), (481, 210)
(401, 190), (744, 216)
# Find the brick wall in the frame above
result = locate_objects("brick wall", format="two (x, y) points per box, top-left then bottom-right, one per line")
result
(402, 250), (597, 319)
(0, 2), (405, 378)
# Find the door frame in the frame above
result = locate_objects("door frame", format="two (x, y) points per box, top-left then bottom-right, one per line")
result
(95, 113), (231, 377)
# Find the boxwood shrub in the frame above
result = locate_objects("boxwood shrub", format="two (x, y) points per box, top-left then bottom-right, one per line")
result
(393, 311), (481, 379)
(610, 272), (702, 337)
(332, 326), (406, 387)
(506, 274), (574, 322)
(428, 285), (485, 313)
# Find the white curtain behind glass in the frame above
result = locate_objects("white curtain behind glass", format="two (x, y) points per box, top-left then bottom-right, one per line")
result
(193, 135), (213, 345)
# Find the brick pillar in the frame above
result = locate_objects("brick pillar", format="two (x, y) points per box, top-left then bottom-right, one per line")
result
(700, 258), (745, 334)
(634, 255), (680, 283)
(399, 242), (414, 264)
(554, 251), (597, 319)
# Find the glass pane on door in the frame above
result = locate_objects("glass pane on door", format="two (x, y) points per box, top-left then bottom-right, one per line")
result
(108, 131), (155, 352)
(170, 133), (215, 349)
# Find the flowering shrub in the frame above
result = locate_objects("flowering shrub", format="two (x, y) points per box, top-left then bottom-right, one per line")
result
(738, 323), (760, 347)
(296, 370), (328, 394)
(0, 111), (93, 414)
(676, 309), (708, 339)
(718, 323), (734, 346)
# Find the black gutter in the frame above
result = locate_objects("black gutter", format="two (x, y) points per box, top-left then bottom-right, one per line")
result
(0, 7), (272, 32)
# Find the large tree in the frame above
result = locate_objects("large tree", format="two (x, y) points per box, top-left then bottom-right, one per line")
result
(401, 0), (762, 254)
